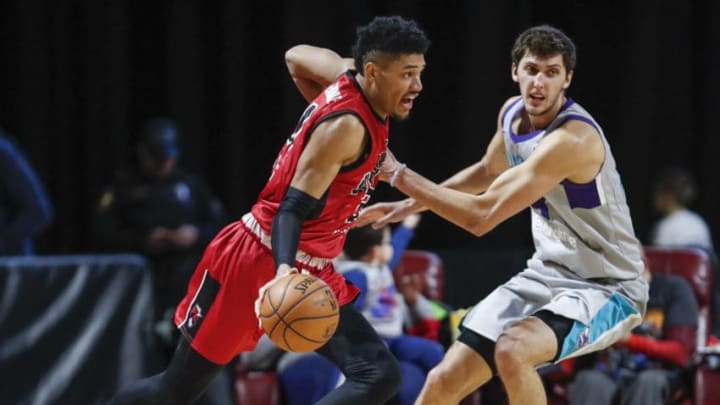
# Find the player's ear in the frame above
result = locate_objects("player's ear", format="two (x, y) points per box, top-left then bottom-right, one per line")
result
(563, 69), (574, 89)
(365, 62), (376, 79)
(511, 63), (519, 83)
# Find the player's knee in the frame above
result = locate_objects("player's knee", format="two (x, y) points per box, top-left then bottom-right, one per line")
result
(424, 362), (455, 394)
(494, 334), (526, 375)
(367, 349), (402, 399)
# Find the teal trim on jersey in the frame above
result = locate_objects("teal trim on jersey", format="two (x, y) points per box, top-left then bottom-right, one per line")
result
(559, 293), (639, 359)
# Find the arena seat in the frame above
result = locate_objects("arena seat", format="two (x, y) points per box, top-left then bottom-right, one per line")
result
(393, 249), (446, 301)
(234, 366), (281, 405)
(544, 247), (720, 405)
(393, 250), (485, 405)
(644, 247), (720, 405)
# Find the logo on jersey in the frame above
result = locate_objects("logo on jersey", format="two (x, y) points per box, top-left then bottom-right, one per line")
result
(324, 82), (342, 103)
(346, 150), (386, 223)
(533, 217), (578, 248)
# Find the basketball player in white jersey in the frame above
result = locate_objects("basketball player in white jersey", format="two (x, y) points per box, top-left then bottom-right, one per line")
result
(358, 25), (649, 405)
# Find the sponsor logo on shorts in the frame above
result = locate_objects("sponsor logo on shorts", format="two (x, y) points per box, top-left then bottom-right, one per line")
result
(179, 269), (220, 339)
(577, 326), (591, 348)
(188, 303), (203, 328)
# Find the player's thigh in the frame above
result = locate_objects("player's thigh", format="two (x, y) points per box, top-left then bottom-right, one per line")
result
(432, 339), (494, 390)
(495, 316), (558, 366)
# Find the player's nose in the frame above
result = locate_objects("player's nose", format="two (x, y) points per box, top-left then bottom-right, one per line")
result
(411, 75), (422, 92)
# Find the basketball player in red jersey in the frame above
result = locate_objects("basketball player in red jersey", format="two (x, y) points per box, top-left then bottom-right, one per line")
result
(110, 16), (430, 405)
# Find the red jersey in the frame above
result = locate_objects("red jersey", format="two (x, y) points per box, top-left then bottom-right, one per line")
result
(251, 72), (389, 258)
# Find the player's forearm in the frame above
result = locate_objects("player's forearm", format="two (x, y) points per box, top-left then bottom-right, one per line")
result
(391, 166), (496, 236)
(439, 160), (497, 195)
(403, 161), (496, 216)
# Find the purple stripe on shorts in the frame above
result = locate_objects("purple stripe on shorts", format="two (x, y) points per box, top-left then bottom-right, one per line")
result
(531, 197), (549, 218)
(562, 179), (601, 209)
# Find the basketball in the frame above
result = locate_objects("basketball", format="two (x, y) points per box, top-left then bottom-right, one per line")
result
(258, 273), (339, 352)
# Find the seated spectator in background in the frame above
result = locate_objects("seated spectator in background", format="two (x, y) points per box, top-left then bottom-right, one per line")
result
(649, 167), (713, 251)
(566, 256), (698, 405)
(649, 167), (720, 341)
(281, 215), (445, 405)
(93, 118), (232, 405)
(94, 118), (227, 318)
(0, 128), (53, 255)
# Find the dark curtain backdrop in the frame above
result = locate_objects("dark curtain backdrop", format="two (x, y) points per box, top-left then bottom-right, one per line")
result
(1, 0), (718, 254)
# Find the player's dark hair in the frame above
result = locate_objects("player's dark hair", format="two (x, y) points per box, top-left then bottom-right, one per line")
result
(653, 167), (697, 206)
(344, 225), (385, 260)
(512, 25), (576, 72)
(352, 16), (430, 74)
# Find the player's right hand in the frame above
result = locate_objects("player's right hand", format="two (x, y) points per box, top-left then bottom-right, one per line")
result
(254, 264), (299, 328)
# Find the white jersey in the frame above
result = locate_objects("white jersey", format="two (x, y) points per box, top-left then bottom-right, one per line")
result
(459, 98), (648, 359)
(502, 97), (644, 285)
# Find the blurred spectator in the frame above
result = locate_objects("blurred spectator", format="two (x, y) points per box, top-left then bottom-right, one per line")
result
(0, 128), (53, 255)
(94, 118), (227, 315)
(648, 167), (720, 340)
(566, 256), (698, 405)
(649, 168), (713, 251)
(93, 118), (232, 405)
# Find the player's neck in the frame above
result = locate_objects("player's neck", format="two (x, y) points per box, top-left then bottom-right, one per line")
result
(525, 95), (566, 131)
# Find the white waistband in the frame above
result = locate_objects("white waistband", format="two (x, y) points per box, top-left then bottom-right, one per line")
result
(242, 212), (332, 271)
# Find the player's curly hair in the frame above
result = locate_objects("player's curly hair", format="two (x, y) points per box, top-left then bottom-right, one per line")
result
(343, 225), (385, 260)
(352, 16), (430, 74)
(512, 25), (577, 72)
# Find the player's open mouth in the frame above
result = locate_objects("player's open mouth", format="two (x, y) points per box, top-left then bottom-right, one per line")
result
(401, 96), (416, 110)
(528, 94), (544, 105)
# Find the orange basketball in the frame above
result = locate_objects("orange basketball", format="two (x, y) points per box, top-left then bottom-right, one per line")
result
(258, 273), (339, 352)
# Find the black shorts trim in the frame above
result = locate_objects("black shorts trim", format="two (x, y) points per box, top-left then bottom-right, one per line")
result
(457, 326), (498, 375)
(532, 310), (574, 362)
(178, 269), (221, 341)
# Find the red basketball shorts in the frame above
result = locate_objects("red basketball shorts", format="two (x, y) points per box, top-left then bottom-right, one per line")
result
(174, 217), (359, 364)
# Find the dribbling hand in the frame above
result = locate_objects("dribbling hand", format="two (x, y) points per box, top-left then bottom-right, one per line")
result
(254, 264), (301, 328)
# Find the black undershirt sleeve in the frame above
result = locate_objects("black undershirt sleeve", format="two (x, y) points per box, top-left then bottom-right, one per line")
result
(270, 186), (326, 271)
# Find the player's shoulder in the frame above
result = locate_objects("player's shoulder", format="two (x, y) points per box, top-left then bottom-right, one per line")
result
(318, 112), (366, 133)
(502, 96), (522, 110)
(555, 118), (600, 143)
(310, 113), (367, 151)
(496, 96), (522, 122)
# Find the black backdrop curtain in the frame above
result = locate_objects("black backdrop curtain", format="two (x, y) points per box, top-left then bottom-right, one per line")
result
(1, 0), (718, 254)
